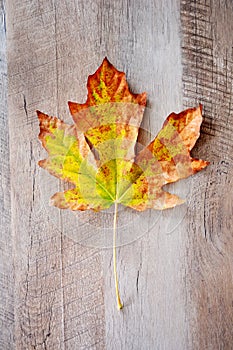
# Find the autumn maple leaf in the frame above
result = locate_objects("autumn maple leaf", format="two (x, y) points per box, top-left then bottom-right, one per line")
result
(37, 57), (209, 309)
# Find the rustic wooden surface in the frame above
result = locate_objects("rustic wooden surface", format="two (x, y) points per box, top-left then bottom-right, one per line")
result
(0, 0), (14, 349)
(181, 1), (233, 349)
(2, 0), (233, 349)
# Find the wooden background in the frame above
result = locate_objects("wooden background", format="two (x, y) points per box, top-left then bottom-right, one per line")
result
(1, 0), (233, 348)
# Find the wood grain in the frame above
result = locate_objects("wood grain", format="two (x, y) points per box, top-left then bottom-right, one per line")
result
(0, 1), (14, 349)
(100, 1), (189, 349)
(7, 0), (105, 348)
(3, 0), (233, 349)
(181, 1), (233, 349)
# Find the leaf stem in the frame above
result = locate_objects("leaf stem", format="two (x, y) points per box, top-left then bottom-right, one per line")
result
(113, 201), (123, 310)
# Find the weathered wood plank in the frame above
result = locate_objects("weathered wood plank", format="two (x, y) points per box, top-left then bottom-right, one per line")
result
(0, 1), (14, 348)
(101, 1), (191, 349)
(7, 0), (105, 348)
(181, 1), (233, 349)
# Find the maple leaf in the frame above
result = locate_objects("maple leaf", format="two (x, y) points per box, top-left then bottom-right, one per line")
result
(37, 58), (209, 309)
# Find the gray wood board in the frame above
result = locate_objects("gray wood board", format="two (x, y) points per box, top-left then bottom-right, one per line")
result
(101, 0), (188, 349)
(7, 0), (105, 348)
(5, 0), (233, 349)
(0, 0), (14, 349)
(181, 0), (233, 349)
